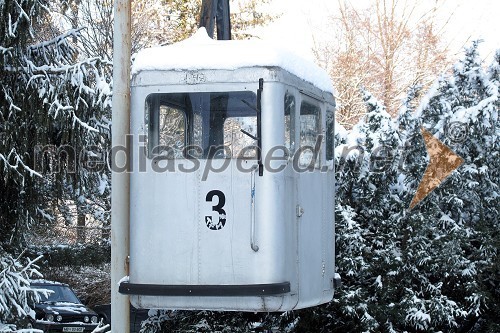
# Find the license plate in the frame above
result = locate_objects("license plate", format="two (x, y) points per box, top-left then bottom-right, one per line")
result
(62, 328), (84, 333)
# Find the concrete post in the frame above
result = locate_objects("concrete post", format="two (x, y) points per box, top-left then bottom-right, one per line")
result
(111, 0), (131, 332)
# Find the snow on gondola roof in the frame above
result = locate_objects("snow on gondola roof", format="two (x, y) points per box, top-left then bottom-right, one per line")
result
(132, 28), (334, 93)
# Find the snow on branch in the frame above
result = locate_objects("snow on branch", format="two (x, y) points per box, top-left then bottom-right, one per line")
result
(35, 208), (54, 222)
(0, 248), (43, 324)
(27, 28), (84, 66)
(0, 46), (14, 55)
(46, 98), (100, 132)
(1, 87), (22, 113)
(22, 56), (112, 132)
(0, 149), (42, 184)
(6, 0), (37, 39)
(28, 28), (84, 54)
(2, 22), (112, 136)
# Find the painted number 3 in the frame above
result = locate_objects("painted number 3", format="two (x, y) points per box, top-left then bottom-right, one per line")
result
(205, 190), (227, 230)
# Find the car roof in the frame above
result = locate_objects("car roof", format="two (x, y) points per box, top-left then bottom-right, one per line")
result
(31, 279), (69, 287)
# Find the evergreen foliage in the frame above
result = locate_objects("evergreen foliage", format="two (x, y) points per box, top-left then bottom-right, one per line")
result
(1, 0), (111, 328)
(286, 43), (499, 333)
(0, 0), (112, 249)
(414, 41), (499, 332)
(0, 246), (42, 328)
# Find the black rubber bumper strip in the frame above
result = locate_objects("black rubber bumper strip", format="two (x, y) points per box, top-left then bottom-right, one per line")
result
(119, 282), (291, 297)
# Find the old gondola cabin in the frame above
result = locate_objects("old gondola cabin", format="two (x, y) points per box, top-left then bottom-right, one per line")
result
(119, 28), (339, 311)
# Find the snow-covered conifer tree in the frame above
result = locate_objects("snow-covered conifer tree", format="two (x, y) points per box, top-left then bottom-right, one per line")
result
(0, 246), (43, 328)
(414, 41), (499, 331)
(0, 0), (112, 247)
(287, 45), (498, 332)
(1, 0), (111, 326)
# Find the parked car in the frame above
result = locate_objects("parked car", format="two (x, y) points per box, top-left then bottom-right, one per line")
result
(28, 280), (99, 333)
(93, 304), (149, 333)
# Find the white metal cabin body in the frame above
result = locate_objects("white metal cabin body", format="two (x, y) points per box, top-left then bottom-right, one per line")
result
(121, 29), (339, 311)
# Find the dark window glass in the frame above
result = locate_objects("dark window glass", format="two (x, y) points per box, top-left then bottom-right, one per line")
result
(299, 101), (321, 167)
(326, 108), (334, 161)
(32, 285), (81, 304)
(284, 93), (296, 154)
(146, 91), (257, 159)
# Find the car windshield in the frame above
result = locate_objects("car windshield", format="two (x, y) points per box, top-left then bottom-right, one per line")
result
(32, 285), (81, 304)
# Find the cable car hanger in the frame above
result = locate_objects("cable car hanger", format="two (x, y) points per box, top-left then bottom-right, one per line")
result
(199, 0), (231, 40)
(199, 0), (264, 175)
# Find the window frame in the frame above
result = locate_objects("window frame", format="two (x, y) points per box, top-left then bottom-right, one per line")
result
(298, 96), (322, 168)
(145, 91), (258, 160)
(284, 91), (296, 158)
(325, 108), (334, 162)
(146, 95), (188, 159)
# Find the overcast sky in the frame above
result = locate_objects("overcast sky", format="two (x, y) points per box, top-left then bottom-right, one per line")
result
(254, 0), (499, 64)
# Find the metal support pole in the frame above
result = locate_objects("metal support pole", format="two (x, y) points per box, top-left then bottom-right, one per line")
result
(111, 0), (131, 332)
(216, 0), (231, 40)
(199, 0), (217, 38)
(199, 0), (231, 40)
